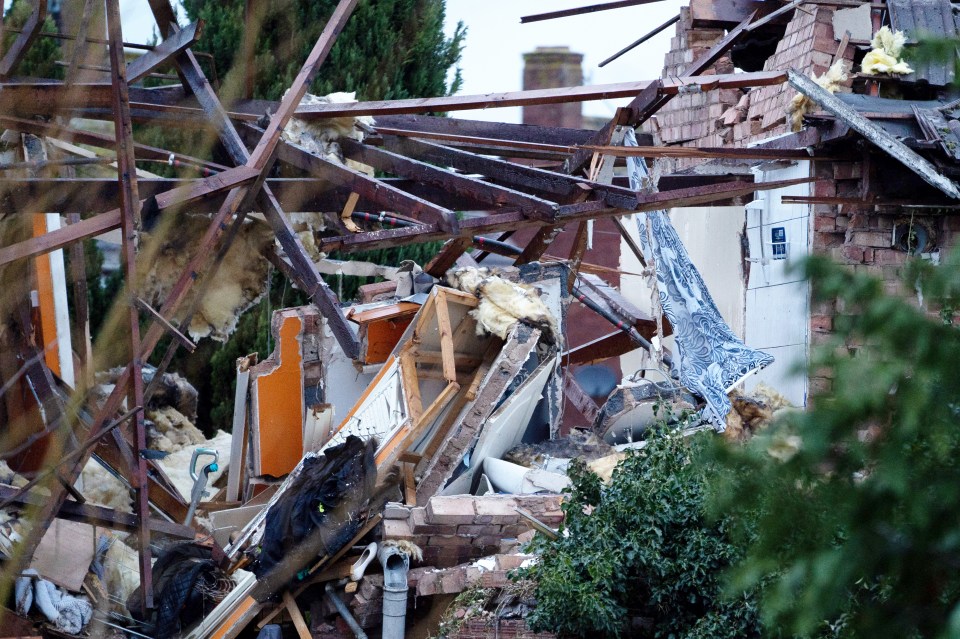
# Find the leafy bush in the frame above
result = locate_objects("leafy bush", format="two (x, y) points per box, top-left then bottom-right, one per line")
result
(518, 422), (762, 639)
(709, 247), (960, 638)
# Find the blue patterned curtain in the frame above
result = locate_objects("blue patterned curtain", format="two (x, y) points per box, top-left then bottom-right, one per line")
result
(624, 128), (773, 428)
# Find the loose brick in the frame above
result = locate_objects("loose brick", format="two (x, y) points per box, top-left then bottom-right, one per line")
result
(426, 496), (477, 525)
(439, 567), (468, 594)
(382, 518), (415, 541)
(383, 502), (411, 520)
(416, 570), (440, 596)
(475, 496), (520, 524)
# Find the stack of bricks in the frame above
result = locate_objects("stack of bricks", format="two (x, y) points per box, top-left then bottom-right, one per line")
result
(739, 6), (854, 144)
(652, 7), (739, 169)
(382, 495), (564, 568)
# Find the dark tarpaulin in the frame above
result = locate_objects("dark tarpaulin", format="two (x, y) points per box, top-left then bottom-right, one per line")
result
(250, 435), (377, 601)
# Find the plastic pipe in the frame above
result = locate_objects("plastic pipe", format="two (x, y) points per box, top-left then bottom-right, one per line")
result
(324, 582), (367, 639)
(378, 545), (411, 639)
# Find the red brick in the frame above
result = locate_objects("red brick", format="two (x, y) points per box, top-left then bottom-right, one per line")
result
(810, 314), (833, 333)
(479, 570), (511, 588)
(836, 245), (864, 263)
(415, 570), (439, 596)
(457, 524), (501, 536)
(382, 519), (415, 541)
(426, 496), (477, 525)
(474, 496), (520, 524)
(872, 249), (908, 266)
(411, 507), (456, 535)
(814, 216), (836, 232)
(849, 231), (891, 248)
(438, 567), (468, 594)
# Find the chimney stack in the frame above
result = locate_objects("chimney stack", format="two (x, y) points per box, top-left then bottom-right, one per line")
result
(522, 46), (583, 129)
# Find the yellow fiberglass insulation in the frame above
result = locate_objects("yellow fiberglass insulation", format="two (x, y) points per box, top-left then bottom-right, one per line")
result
(861, 26), (914, 75)
(149, 406), (206, 453)
(446, 267), (558, 340)
(140, 216), (273, 342)
(787, 60), (848, 132)
(282, 91), (375, 165)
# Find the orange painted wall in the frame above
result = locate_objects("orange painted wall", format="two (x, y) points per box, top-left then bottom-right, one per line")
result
(253, 314), (304, 477)
(33, 214), (60, 379)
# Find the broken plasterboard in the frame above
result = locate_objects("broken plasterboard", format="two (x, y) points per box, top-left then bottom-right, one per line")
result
(30, 519), (95, 592)
(440, 354), (555, 496)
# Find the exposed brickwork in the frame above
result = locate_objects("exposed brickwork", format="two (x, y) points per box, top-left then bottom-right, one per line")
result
(383, 495), (564, 568)
(522, 46), (583, 130)
(652, 5), (855, 171)
(449, 619), (557, 639)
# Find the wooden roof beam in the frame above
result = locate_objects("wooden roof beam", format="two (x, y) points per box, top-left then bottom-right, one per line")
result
(341, 139), (557, 223)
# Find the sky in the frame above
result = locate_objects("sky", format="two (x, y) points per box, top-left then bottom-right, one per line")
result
(18, 0), (685, 124)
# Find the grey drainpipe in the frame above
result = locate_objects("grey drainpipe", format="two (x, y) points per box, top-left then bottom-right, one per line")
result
(324, 581), (368, 639)
(379, 544), (411, 639)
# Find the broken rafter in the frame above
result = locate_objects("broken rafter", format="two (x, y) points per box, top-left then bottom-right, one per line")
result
(379, 135), (637, 209)
(276, 137), (458, 230)
(319, 177), (814, 253)
(521, 0), (659, 23)
(341, 138), (557, 223)
(0, 165), (260, 266)
(581, 145), (823, 159)
(599, 14), (681, 67)
(290, 71), (786, 120)
(107, 0), (153, 611)
(787, 68), (960, 200)
(0, 0), (46, 79)
(125, 21), (204, 84)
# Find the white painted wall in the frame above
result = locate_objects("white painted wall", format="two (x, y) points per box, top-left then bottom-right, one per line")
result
(743, 161), (812, 406)
(618, 206), (746, 379)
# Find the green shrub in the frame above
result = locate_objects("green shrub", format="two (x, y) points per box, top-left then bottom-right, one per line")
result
(518, 423), (762, 639)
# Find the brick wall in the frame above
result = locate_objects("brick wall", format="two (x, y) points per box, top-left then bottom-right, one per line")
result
(383, 495), (564, 568)
(522, 47), (584, 130)
(653, 5), (855, 170)
(654, 7), (737, 161)
(806, 158), (956, 393)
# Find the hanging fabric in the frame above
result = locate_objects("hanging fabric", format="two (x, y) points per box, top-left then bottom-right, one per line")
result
(623, 128), (773, 427)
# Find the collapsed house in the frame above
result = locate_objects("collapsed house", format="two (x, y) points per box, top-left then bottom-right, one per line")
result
(0, 0), (957, 637)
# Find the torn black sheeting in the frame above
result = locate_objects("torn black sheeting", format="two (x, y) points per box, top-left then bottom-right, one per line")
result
(250, 435), (377, 602)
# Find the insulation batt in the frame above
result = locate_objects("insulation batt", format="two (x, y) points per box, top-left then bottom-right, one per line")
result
(140, 216), (273, 341)
(787, 60), (848, 132)
(282, 91), (375, 163)
(861, 26), (914, 75)
(446, 267), (558, 340)
(282, 92), (376, 252)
